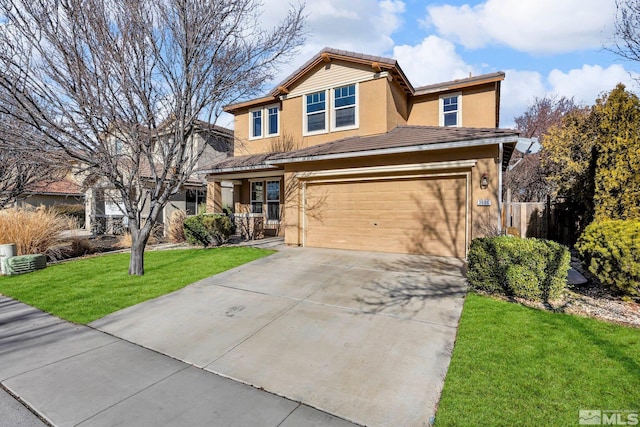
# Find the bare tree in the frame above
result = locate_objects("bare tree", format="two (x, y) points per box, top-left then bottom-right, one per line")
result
(504, 96), (578, 202)
(613, 0), (640, 67)
(0, 111), (67, 208)
(0, 0), (305, 275)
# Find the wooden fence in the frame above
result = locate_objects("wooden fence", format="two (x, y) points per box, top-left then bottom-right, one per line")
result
(502, 196), (582, 245)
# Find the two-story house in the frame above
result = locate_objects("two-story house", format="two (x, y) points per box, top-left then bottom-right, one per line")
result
(88, 120), (234, 235)
(203, 48), (519, 257)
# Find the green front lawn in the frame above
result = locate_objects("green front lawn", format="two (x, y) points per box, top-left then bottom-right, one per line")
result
(436, 293), (640, 426)
(0, 247), (273, 324)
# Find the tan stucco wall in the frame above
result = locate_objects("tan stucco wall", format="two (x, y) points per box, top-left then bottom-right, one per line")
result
(280, 145), (501, 250)
(234, 77), (396, 156)
(387, 78), (408, 130)
(17, 194), (84, 209)
(407, 82), (498, 128)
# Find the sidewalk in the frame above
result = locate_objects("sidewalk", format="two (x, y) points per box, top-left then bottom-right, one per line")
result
(0, 296), (357, 427)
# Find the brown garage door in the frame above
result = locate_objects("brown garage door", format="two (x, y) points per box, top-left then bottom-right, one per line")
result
(304, 176), (467, 257)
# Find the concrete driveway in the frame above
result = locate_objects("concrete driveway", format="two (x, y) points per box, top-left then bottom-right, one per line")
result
(92, 246), (467, 427)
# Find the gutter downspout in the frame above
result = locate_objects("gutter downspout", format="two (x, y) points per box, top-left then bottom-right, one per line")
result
(498, 142), (503, 234)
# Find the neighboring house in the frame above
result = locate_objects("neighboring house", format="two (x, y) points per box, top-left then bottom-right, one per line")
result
(16, 178), (84, 209)
(202, 48), (520, 257)
(87, 120), (234, 235)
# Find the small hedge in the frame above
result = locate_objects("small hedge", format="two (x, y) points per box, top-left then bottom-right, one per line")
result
(576, 220), (640, 298)
(184, 213), (233, 247)
(467, 236), (571, 302)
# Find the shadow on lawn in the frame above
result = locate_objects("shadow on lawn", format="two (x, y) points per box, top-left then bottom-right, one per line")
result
(564, 313), (640, 379)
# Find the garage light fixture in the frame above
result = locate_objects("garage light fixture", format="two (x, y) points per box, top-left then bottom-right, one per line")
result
(480, 174), (489, 189)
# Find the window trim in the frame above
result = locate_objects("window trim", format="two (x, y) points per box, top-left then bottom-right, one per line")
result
(439, 92), (462, 127)
(266, 105), (280, 137)
(303, 90), (329, 136)
(265, 179), (281, 223)
(249, 108), (263, 140)
(250, 180), (264, 214)
(330, 83), (359, 132)
(249, 104), (280, 140)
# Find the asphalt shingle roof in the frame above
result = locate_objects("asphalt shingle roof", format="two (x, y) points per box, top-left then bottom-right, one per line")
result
(270, 126), (519, 160)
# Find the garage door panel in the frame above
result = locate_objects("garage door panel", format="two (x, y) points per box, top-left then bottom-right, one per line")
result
(304, 177), (467, 257)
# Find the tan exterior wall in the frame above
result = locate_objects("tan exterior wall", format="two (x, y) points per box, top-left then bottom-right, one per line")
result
(459, 84), (499, 128)
(234, 77), (394, 156)
(407, 83), (498, 128)
(280, 145), (501, 252)
(407, 94), (439, 126)
(387, 78), (408, 130)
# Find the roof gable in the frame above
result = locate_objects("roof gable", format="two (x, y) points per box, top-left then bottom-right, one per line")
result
(224, 47), (506, 114)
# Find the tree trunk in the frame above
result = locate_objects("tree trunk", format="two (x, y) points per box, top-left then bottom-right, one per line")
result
(128, 224), (152, 276)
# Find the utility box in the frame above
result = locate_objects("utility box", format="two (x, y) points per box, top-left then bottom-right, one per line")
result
(0, 244), (17, 275)
(5, 254), (47, 276)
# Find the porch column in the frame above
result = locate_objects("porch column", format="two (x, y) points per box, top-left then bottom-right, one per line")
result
(206, 180), (223, 213)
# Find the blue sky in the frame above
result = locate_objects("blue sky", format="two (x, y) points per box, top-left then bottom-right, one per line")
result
(254, 0), (638, 129)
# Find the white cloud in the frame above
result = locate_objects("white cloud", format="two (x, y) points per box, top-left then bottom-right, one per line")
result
(393, 36), (477, 86)
(258, 0), (407, 89)
(548, 64), (637, 101)
(500, 70), (546, 127)
(499, 63), (639, 127)
(262, 0), (405, 58)
(426, 0), (616, 54)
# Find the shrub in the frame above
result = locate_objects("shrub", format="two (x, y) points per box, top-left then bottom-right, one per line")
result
(201, 214), (234, 246)
(115, 231), (159, 249)
(183, 214), (233, 247)
(467, 236), (570, 302)
(576, 220), (640, 297)
(168, 210), (187, 243)
(67, 237), (95, 257)
(184, 215), (210, 247)
(51, 204), (85, 228)
(0, 207), (71, 258)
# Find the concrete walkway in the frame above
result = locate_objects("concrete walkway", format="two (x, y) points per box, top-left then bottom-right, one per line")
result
(0, 297), (357, 427)
(93, 246), (467, 427)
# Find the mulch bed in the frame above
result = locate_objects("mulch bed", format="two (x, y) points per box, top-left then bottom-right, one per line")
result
(501, 260), (640, 328)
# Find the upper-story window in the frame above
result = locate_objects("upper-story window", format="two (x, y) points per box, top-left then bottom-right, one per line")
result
(268, 106), (279, 135)
(333, 84), (356, 129)
(249, 104), (279, 139)
(304, 84), (359, 135)
(305, 91), (327, 134)
(251, 110), (262, 138)
(440, 93), (461, 127)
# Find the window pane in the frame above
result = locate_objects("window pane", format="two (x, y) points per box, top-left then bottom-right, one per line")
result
(267, 202), (280, 220)
(251, 181), (263, 202)
(335, 106), (355, 127)
(268, 107), (278, 135)
(444, 112), (457, 126)
(252, 110), (262, 137)
(307, 112), (325, 132)
(251, 202), (263, 214)
(443, 96), (458, 112)
(334, 85), (356, 108)
(266, 181), (280, 201)
(306, 91), (325, 113)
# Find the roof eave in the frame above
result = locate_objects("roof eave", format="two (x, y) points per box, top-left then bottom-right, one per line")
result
(268, 135), (519, 165)
(413, 73), (505, 96)
(270, 50), (414, 97)
(200, 164), (282, 175)
(223, 96), (278, 114)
